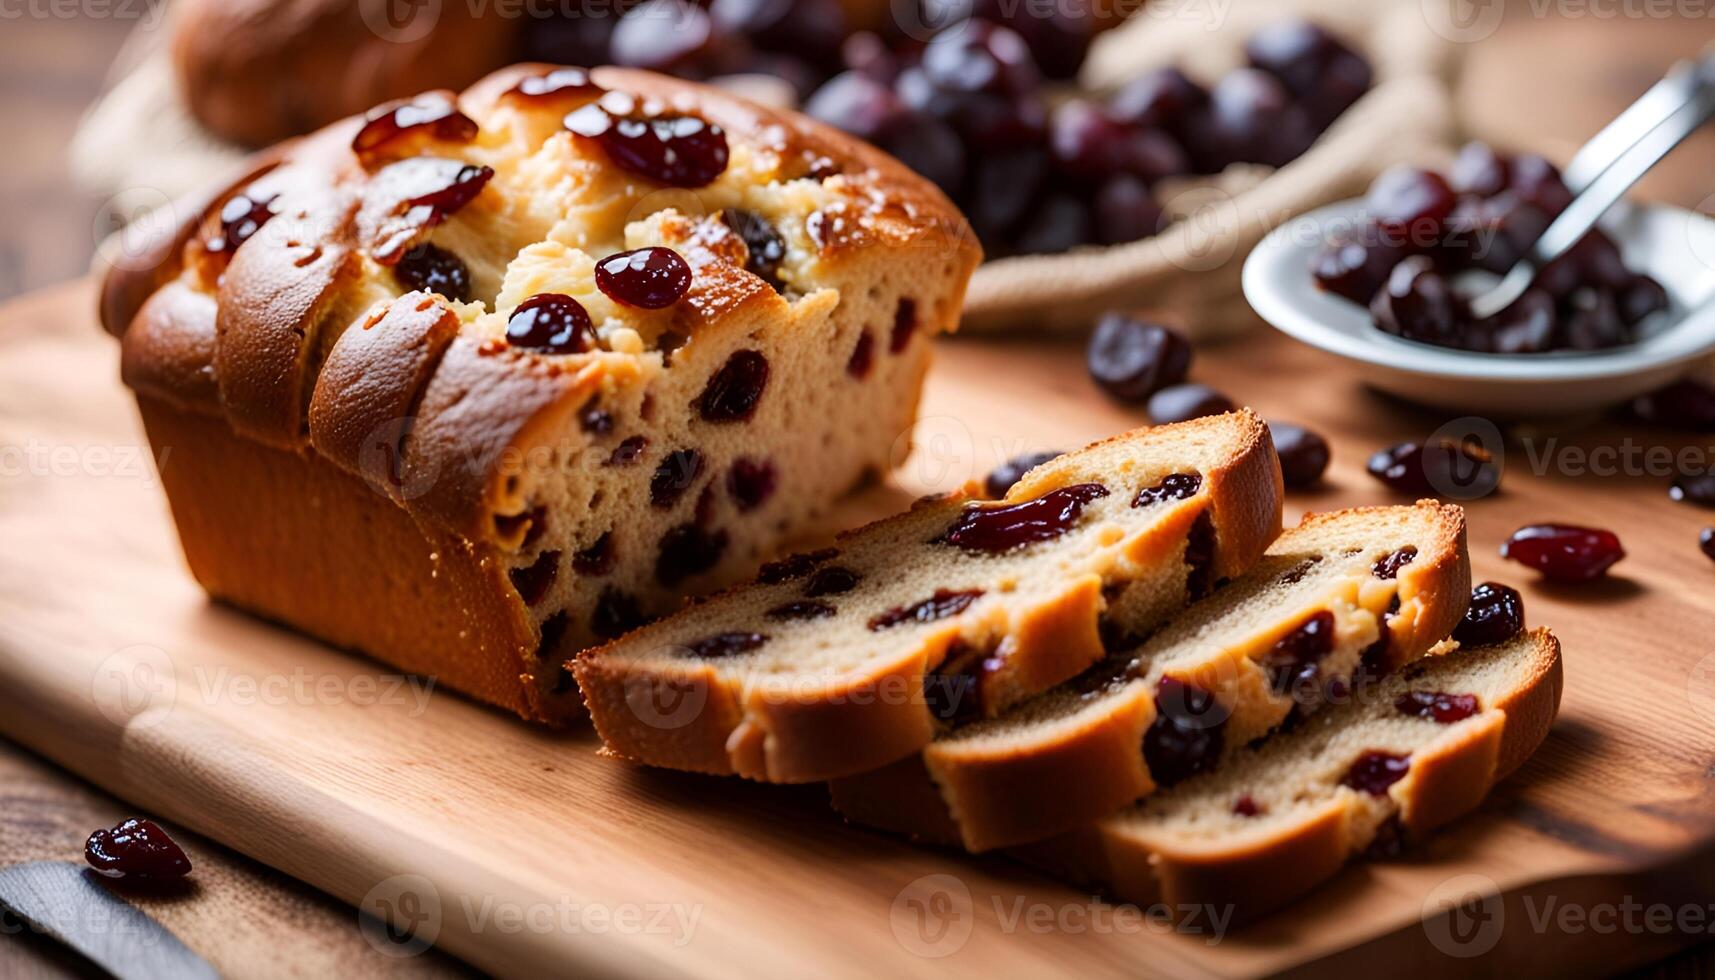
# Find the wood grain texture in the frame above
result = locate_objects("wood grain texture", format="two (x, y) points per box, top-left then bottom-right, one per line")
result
(4, 279), (1715, 976)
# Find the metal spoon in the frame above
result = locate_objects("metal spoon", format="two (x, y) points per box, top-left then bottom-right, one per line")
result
(1468, 52), (1715, 320)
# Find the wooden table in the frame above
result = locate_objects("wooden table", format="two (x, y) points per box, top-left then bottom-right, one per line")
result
(5, 274), (1715, 977)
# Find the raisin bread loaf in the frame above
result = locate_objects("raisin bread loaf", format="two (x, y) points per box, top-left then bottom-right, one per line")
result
(575, 412), (1284, 782)
(102, 64), (981, 724)
(829, 502), (1470, 852)
(1016, 628), (1563, 923)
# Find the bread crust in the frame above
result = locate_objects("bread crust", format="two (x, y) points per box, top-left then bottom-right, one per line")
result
(834, 501), (1471, 852)
(1022, 630), (1563, 924)
(108, 65), (980, 723)
(575, 411), (1284, 783)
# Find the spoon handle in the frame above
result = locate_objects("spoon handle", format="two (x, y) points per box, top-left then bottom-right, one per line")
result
(1470, 53), (1715, 320)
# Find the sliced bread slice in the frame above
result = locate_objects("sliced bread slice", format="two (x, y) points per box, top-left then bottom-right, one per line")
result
(829, 502), (1470, 851)
(573, 411), (1284, 783)
(1016, 628), (1563, 923)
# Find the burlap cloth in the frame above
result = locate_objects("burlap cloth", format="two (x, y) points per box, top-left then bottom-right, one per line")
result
(73, 0), (1463, 340)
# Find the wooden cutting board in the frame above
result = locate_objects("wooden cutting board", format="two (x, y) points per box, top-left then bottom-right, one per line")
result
(4, 279), (1715, 978)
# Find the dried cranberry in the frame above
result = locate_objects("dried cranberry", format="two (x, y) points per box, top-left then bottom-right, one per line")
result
(1372, 546), (1417, 580)
(1132, 472), (1203, 508)
(1563, 288), (1630, 351)
(591, 588), (646, 639)
(1185, 510), (1217, 600)
(656, 524), (728, 584)
(1631, 381), (1715, 431)
(1701, 528), (1715, 563)
(1450, 141), (1509, 197)
(1341, 751), (1411, 796)
(1509, 153), (1574, 215)
(508, 550), (560, 605)
(393, 243), (472, 302)
(352, 94), (478, 164)
(1108, 66), (1208, 132)
(766, 601), (837, 621)
(804, 566), (860, 597)
(595, 247), (692, 309)
(650, 449), (704, 509)
(1365, 166), (1455, 248)
(392, 159), (493, 226)
(507, 293), (596, 354)
(867, 589), (984, 631)
(720, 209), (787, 292)
(1366, 439), (1499, 498)
(565, 95), (729, 188)
(890, 298), (918, 354)
(573, 533), (615, 576)
(1370, 256), (1466, 346)
(920, 18), (1040, 98)
(1269, 422), (1331, 489)
(1478, 289), (1558, 354)
(1207, 68), (1309, 168)
(686, 632), (769, 659)
(1670, 473), (1715, 507)
(758, 548), (838, 584)
(1310, 228), (1402, 305)
(723, 458), (777, 512)
(580, 403), (614, 435)
(506, 67), (600, 102)
(1501, 524), (1624, 582)
(1261, 610), (1336, 698)
(923, 667), (985, 725)
(85, 818), (191, 879)
(846, 332), (875, 379)
(697, 350), (770, 421)
(1396, 690), (1481, 724)
(607, 436), (648, 466)
(1143, 677), (1227, 787)
(1232, 794), (1263, 817)
(1092, 174), (1164, 246)
(1086, 314), (1192, 403)
(1147, 384), (1233, 425)
(204, 191), (276, 257)
(1620, 274), (1669, 325)
(1244, 20), (1354, 99)
(984, 451), (1062, 499)
(937, 483), (1110, 553)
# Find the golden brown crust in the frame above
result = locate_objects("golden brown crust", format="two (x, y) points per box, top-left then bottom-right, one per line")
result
(307, 291), (460, 499)
(1036, 629), (1563, 924)
(575, 412), (1283, 784)
(137, 396), (567, 724)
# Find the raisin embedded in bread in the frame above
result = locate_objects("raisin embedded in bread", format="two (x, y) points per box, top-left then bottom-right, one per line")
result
(574, 411), (1285, 783)
(829, 501), (1470, 852)
(1016, 628), (1562, 923)
(103, 64), (981, 724)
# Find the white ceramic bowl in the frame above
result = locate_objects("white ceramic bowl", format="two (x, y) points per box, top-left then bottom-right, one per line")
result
(1242, 199), (1715, 418)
